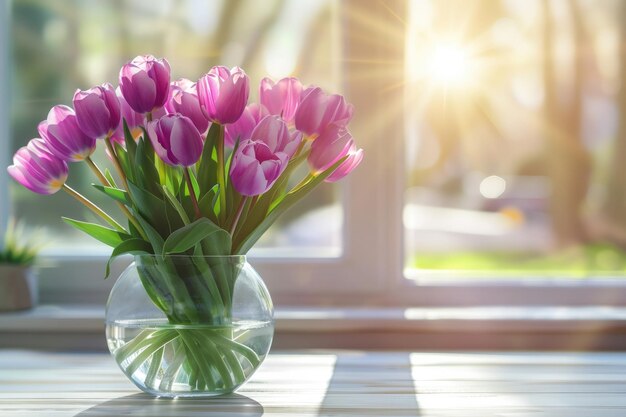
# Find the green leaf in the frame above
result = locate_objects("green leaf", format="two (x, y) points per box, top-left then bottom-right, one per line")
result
(104, 168), (117, 188)
(114, 142), (131, 176)
(234, 156), (348, 254)
(198, 184), (219, 222)
(123, 118), (137, 162)
(105, 238), (153, 278)
(128, 181), (165, 220)
(92, 185), (132, 206)
(132, 211), (165, 254)
(197, 123), (220, 196)
(162, 185), (190, 225)
(62, 217), (132, 248)
(134, 136), (161, 196)
(163, 217), (230, 255)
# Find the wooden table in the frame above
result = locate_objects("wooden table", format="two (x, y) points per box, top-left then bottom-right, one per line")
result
(1, 350), (625, 416)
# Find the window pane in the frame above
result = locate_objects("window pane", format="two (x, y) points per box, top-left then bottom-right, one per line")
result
(404, 0), (626, 279)
(10, 0), (342, 256)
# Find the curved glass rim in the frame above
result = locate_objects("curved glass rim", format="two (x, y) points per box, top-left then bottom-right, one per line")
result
(133, 254), (246, 261)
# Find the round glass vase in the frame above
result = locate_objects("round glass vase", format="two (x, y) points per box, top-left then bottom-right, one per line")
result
(105, 255), (274, 398)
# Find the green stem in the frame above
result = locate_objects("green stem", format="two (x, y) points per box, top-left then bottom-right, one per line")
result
(85, 156), (109, 186)
(144, 346), (164, 388)
(159, 340), (186, 392)
(86, 156), (147, 240)
(178, 331), (219, 388)
(216, 124), (227, 223)
(289, 173), (315, 195)
(124, 330), (178, 377)
(62, 184), (126, 232)
(229, 196), (247, 235)
(104, 135), (129, 191)
(183, 167), (202, 220)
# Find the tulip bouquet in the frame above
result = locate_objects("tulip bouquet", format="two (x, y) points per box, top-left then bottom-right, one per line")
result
(7, 55), (362, 393)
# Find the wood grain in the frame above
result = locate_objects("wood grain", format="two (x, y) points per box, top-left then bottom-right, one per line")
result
(1, 350), (626, 416)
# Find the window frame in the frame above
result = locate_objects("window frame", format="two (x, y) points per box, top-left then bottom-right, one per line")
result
(5, 0), (626, 309)
(1, 1), (11, 234)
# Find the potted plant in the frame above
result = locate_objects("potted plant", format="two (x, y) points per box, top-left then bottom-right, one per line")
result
(0, 219), (42, 311)
(7, 55), (363, 397)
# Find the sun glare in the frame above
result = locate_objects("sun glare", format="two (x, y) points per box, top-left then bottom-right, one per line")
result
(427, 43), (471, 86)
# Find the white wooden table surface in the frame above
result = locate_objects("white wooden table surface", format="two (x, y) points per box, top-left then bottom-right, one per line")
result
(1, 350), (626, 416)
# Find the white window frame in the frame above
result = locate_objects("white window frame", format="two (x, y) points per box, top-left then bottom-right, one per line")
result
(1, 0), (10, 233)
(4, 0), (626, 308)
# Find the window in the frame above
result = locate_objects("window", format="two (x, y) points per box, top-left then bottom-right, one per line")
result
(4, 0), (626, 308)
(4, 0), (386, 304)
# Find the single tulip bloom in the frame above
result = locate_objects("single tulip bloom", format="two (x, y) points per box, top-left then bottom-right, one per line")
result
(250, 115), (301, 158)
(230, 140), (289, 196)
(308, 125), (355, 172)
(197, 66), (249, 124)
(259, 77), (303, 123)
(165, 78), (210, 134)
(295, 87), (354, 137)
(38, 105), (96, 162)
(119, 55), (171, 114)
(110, 87), (145, 145)
(73, 82), (121, 139)
(146, 114), (203, 167)
(225, 103), (268, 147)
(7, 138), (69, 195)
(325, 145), (363, 183)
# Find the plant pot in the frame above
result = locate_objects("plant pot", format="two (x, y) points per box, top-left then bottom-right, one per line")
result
(0, 265), (38, 311)
(105, 255), (274, 398)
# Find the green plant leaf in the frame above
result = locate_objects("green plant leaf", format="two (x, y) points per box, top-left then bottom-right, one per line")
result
(163, 217), (230, 255)
(198, 184), (219, 222)
(114, 142), (131, 179)
(162, 185), (190, 225)
(105, 238), (153, 278)
(62, 217), (132, 248)
(126, 180), (168, 236)
(234, 156), (348, 254)
(131, 210), (164, 254)
(197, 123), (220, 196)
(92, 185), (132, 206)
(123, 118), (137, 162)
(104, 168), (117, 188)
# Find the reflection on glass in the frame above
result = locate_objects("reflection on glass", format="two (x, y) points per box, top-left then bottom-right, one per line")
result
(10, 0), (342, 256)
(404, 0), (626, 279)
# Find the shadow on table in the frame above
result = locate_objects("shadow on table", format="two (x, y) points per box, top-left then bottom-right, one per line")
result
(318, 353), (421, 416)
(75, 392), (264, 417)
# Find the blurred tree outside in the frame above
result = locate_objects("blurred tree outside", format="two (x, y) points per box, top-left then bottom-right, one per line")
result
(404, 0), (626, 277)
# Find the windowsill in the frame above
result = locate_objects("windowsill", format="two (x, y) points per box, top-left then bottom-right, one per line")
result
(1, 304), (626, 350)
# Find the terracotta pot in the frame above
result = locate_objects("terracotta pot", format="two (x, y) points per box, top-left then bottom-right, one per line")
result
(0, 265), (38, 311)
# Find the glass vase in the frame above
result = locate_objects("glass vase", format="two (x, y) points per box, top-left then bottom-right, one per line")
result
(105, 255), (274, 398)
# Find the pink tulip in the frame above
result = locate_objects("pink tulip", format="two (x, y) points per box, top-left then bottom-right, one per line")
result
(165, 78), (210, 134)
(294, 87), (353, 137)
(250, 115), (301, 158)
(119, 55), (171, 114)
(110, 87), (145, 145)
(73, 83), (121, 139)
(308, 125), (354, 172)
(7, 138), (68, 195)
(38, 105), (96, 162)
(259, 77), (303, 123)
(325, 145), (363, 183)
(308, 125), (363, 182)
(225, 103), (268, 147)
(197, 66), (249, 124)
(146, 114), (203, 167)
(229, 140), (289, 196)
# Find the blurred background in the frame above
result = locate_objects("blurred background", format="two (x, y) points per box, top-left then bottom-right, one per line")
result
(7, 0), (626, 280)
